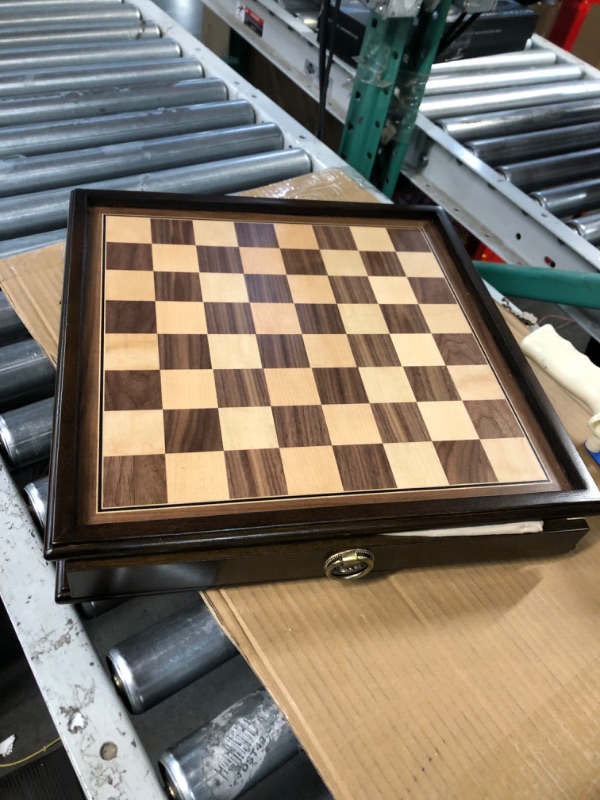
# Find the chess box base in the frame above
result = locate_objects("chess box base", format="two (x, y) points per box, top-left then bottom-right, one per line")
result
(56, 517), (589, 601)
(45, 190), (600, 599)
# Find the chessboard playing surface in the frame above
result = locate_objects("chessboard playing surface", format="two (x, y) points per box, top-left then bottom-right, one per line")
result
(99, 213), (549, 511)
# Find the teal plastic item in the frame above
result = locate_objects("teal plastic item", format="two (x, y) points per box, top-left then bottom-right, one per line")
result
(474, 261), (600, 310)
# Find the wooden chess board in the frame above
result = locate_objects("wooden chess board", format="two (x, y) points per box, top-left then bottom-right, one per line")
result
(46, 191), (599, 598)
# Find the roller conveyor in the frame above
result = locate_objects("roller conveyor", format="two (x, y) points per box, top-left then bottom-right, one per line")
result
(0, 98), (250, 157)
(0, 20), (162, 47)
(0, 0), (354, 256)
(1, 385), (331, 800)
(404, 35), (600, 341)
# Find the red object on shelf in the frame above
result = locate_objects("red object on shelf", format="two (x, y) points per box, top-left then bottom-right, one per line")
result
(471, 242), (504, 263)
(549, 0), (600, 51)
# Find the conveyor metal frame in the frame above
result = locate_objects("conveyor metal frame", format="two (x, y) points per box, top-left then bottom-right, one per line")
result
(0, 458), (165, 799)
(198, 0), (355, 120)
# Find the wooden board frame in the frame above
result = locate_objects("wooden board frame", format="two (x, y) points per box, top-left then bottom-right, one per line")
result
(45, 189), (600, 591)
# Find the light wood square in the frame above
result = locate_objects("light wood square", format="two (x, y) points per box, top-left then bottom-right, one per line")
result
(338, 304), (388, 334)
(482, 438), (547, 483)
(281, 446), (344, 495)
(322, 404), (381, 445)
(105, 214), (152, 243)
(156, 302), (206, 334)
(166, 451), (229, 504)
(400, 252), (444, 277)
(448, 365), (505, 401)
(103, 410), (165, 456)
(321, 250), (367, 276)
(104, 270), (155, 302)
(288, 275), (336, 304)
(208, 334), (262, 369)
(420, 304), (471, 334)
(359, 367), (416, 403)
(161, 370), (218, 409)
(384, 442), (449, 489)
(192, 219), (238, 247)
(104, 333), (159, 371)
(274, 223), (320, 249)
(251, 303), (301, 334)
(370, 277), (418, 305)
(419, 401), (478, 441)
(304, 334), (356, 368)
(219, 406), (278, 450)
(349, 226), (395, 251)
(264, 368), (321, 405)
(391, 334), (444, 366)
(200, 272), (249, 303)
(239, 247), (286, 274)
(152, 244), (200, 273)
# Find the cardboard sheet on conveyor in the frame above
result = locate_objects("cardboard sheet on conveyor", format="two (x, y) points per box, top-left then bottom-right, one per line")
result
(2, 168), (600, 799)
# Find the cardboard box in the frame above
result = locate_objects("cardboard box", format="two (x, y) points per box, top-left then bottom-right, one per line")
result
(534, 2), (600, 70)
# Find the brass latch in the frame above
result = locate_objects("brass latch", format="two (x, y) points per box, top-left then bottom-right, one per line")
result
(324, 549), (375, 581)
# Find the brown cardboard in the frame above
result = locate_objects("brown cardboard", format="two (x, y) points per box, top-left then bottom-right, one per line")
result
(0, 242), (65, 365)
(239, 166), (384, 202)
(5, 170), (600, 798)
(535, 7), (600, 70)
(533, 3), (561, 40)
(570, 5), (600, 70)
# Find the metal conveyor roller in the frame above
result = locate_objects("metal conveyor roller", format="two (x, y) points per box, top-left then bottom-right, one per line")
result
(0, 80), (228, 128)
(0, 38), (182, 72)
(0, 0), (320, 270)
(0, 150), (312, 239)
(0, 124), (285, 196)
(0, 3), (142, 28)
(0, 100), (255, 158)
(0, 57), (204, 97)
(0, 20), (160, 47)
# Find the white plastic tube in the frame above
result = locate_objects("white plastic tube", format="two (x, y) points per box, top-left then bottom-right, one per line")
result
(520, 324), (600, 456)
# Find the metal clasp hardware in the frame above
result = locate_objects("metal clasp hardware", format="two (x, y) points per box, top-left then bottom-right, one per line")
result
(324, 549), (375, 581)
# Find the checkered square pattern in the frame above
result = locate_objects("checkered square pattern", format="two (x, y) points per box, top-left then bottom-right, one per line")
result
(99, 214), (547, 509)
